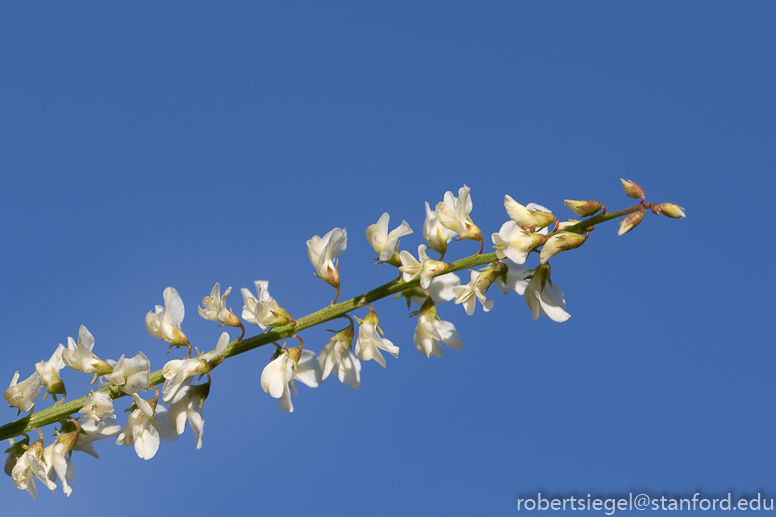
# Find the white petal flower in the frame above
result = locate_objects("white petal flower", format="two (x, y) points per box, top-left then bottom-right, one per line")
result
(453, 270), (494, 316)
(43, 442), (75, 497)
(241, 281), (294, 329)
(318, 323), (361, 390)
(307, 227), (347, 278)
(261, 353), (294, 400)
(423, 201), (455, 257)
(240, 280), (268, 324)
(162, 333), (229, 404)
(413, 312), (463, 358)
(405, 273), (462, 307)
(105, 351), (150, 394)
(10, 450), (38, 499)
(73, 417), (121, 458)
(282, 350), (323, 413)
(434, 185), (473, 236)
(398, 248), (422, 283)
(524, 265), (570, 322)
(3, 370), (43, 413)
(355, 321), (399, 368)
(491, 220), (545, 264)
(62, 325), (112, 377)
(116, 393), (179, 460)
(262, 348), (322, 413)
(168, 389), (206, 450)
(11, 444), (55, 499)
(399, 244), (451, 289)
(365, 212), (413, 262)
(427, 273), (461, 303)
(34, 344), (66, 402)
(198, 282), (239, 325)
(145, 287), (188, 345)
(494, 258), (529, 295)
(79, 391), (115, 422)
(161, 359), (198, 404)
(252, 282), (293, 330)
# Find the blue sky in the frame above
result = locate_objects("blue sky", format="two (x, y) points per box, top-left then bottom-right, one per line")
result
(1, 2), (774, 515)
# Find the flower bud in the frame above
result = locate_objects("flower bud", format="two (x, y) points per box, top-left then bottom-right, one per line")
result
(557, 220), (583, 230)
(620, 179), (644, 199)
(504, 195), (556, 231)
(660, 203), (685, 219)
(55, 418), (81, 454)
(563, 199), (603, 217)
(539, 232), (589, 264)
(618, 210), (645, 236)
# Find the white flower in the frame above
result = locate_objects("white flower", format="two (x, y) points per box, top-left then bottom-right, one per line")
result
(494, 259), (529, 295)
(73, 417), (121, 458)
(79, 390), (115, 422)
(413, 312), (463, 358)
(254, 282), (294, 329)
(354, 309), (399, 368)
(105, 351), (150, 394)
(34, 344), (66, 402)
(427, 273), (461, 303)
(11, 440), (55, 499)
(168, 388), (206, 450)
(453, 270), (495, 316)
(116, 393), (179, 460)
(399, 244), (452, 289)
(240, 280), (267, 324)
(365, 212), (413, 262)
(307, 227), (347, 279)
(261, 348), (322, 413)
(398, 247), (422, 282)
(43, 441), (75, 497)
(261, 352), (294, 401)
(434, 185), (473, 237)
(145, 287), (188, 346)
(403, 273), (462, 308)
(162, 332), (229, 404)
(423, 201), (455, 258)
(285, 350), (322, 413)
(198, 282), (240, 326)
(318, 321), (361, 390)
(491, 220), (546, 265)
(62, 325), (112, 378)
(3, 370), (43, 414)
(524, 265), (570, 322)
(242, 281), (294, 329)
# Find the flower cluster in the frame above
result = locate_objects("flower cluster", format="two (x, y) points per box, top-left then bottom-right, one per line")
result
(2, 179), (683, 500)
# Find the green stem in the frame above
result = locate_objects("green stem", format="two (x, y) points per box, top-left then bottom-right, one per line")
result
(0, 202), (645, 442)
(0, 252), (498, 441)
(554, 203), (647, 235)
